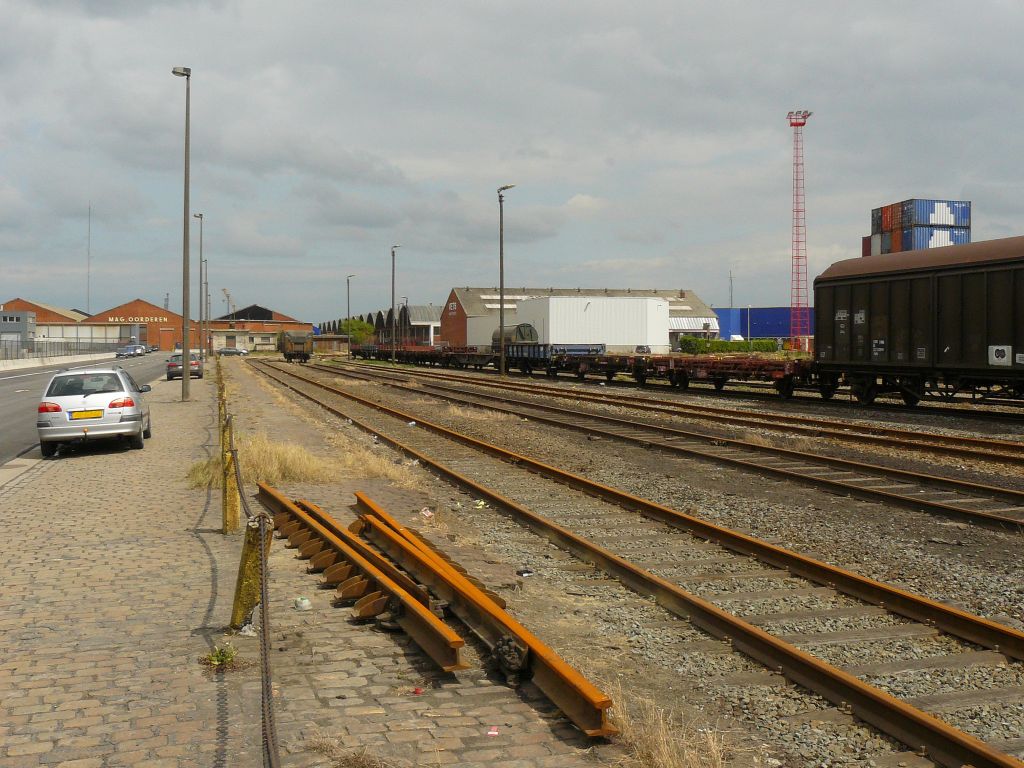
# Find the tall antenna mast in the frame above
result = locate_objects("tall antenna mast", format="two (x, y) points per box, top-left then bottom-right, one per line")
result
(787, 109), (812, 350)
(87, 203), (92, 314)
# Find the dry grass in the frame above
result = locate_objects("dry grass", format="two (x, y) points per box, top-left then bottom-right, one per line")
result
(738, 429), (820, 454)
(323, 430), (423, 489)
(443, 404), (517, 423)
(604, 680), (738, 768)
(187, 432), (342, 489)
(303, 732), (400, 768)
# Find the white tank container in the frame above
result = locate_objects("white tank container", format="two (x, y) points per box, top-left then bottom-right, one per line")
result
(516, 296), (670, 353)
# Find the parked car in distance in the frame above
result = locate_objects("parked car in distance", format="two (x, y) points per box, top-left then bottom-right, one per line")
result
(115, 347), (132, 358)
(37, 367), (152, 457)
(147, 345), (160, 352)
(130, 344), (147, 356)
(217, 347), (248, 356)
(166, 353), (204, 380)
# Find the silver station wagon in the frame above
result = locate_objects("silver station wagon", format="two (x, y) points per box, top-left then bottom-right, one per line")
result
(37, 367), (152, 457)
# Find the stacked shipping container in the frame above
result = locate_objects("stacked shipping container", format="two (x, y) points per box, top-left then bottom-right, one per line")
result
(862, 199), (971, 257)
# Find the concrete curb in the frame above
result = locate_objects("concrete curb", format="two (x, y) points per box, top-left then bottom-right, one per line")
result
(0, 352), (116, 372)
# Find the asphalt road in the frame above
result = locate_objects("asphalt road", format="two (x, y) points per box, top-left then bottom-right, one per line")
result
(0, 355), (171, 464)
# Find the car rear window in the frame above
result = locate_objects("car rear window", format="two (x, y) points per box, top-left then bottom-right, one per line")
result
(47, 373), (122, 397)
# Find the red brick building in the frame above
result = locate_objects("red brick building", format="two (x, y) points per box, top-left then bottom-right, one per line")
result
(82, 298), (197, 351)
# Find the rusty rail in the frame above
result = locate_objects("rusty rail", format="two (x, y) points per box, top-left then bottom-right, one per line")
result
(257, 483), (467, 673)
(317, 362), (1024, 531)
(331, 361), (1024, 466)
(253, 360), (1024, 767)
(346, 492), (616, 737)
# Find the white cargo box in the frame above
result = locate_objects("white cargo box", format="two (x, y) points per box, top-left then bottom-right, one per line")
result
(516, 296), (670, 353)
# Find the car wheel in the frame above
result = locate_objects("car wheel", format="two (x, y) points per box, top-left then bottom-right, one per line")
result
(167, 374), (174, 381)
(130, 429), (144, 450)
(197, 373), (204, 379)
(40, 441), (57, 458)
(143, 418), (152, 439)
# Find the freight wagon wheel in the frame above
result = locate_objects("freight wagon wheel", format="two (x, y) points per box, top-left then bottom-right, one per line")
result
(546, 368), (558, 378)
(575, 369), (586, 380)
(818, 384), (837, 400)
(774, 377), (795, 399)
(634, 372), (647, 386)
(713, 377), (727, 391)
(676, 372), (689, 390)
(606, 371), (616, 382)
(900, 388), (921, 407)
(852, 382), (877, 405)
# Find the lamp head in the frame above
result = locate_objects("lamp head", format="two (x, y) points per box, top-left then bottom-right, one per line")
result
(391, 244), (401, 252)
(172, 67), (191, 78)
(193, 213), (203, 220)
(498, 184), (516, 193)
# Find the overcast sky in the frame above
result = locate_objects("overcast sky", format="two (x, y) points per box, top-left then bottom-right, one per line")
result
(1, 1), (1021, 324)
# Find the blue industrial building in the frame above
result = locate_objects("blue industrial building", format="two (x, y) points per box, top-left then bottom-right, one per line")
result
(716, 307), (814, 340)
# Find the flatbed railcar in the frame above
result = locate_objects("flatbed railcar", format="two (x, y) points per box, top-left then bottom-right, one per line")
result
(350, 237), (1024, 405)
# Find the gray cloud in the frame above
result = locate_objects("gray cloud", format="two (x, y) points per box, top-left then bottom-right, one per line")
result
(2, 1), (1023, 318)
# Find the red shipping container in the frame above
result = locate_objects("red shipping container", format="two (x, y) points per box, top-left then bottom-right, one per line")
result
(862, 236), (871, 257)
(881, 204), (893, 231)
(891, 228), (902, 253)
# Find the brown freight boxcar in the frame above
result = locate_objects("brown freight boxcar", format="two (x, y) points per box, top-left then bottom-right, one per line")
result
(814, 235), (1024, 404)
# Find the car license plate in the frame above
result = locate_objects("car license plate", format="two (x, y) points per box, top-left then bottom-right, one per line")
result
(70, 409), (103, 420)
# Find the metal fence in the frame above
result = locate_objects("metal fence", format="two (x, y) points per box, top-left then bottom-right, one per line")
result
(0, 339), (121, 361)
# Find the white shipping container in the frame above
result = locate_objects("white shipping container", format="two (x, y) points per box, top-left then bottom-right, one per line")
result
(466, 313), (516, 348)
(870, 234), (882, 256)
(516, 297), (670, 353)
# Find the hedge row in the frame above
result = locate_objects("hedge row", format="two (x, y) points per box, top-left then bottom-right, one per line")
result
(676, 338), (779, 354)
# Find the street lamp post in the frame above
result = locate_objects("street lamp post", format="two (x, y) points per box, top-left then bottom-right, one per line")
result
(172, 65), (191, 401)
(346, 274), (355, 358)
(390, 245), (400, 364)
(497, 185), (515, 376)
(193, 213), (203, 359)
(202, 257), (209, 357)
(401, 296), (408, 350)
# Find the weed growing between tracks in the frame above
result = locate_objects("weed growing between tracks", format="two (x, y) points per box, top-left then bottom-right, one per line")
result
(187, 432), (342, 488)
(301, 731), (399, 767)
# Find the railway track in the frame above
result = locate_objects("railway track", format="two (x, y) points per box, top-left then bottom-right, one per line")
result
(314, 362), (1024, 530)
(352, 355), (1024, 425)
(333, 361), (1024, 468)
(251, 358), (1024, 767)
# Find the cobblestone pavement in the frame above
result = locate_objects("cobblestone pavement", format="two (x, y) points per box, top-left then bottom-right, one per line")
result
(0, 361), (622, 767)
(0, 374), (262, 767)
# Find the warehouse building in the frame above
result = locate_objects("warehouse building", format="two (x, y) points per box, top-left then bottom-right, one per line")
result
(439, 288), (717, 349)
(209, 304), (310, 353)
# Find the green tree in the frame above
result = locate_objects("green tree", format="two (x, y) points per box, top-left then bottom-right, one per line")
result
(340, 318), (375, 345)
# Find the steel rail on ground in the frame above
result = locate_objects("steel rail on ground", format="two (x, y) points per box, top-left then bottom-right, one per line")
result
(251, 359), (1024, 768)
(332, 361), (1024, 465)
(256, 483), (468, 673)
(315, 493), (616, 737)
(315, 363), (1024, 531)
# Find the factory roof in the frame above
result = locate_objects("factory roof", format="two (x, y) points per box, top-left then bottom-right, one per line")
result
(449, 287), (715, 319)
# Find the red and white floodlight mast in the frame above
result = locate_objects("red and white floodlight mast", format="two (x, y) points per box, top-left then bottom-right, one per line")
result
(787, 109), (812, 351)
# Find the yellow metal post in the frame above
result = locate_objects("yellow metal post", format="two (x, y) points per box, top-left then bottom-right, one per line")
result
(222, 420), (241, 534)
(229, 518), (272, 629)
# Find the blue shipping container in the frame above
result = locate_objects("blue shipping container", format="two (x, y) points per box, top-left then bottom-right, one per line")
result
(900, 199), (971, 228)
(901, 226), (971, 251)
(716, 307), (814, 340)
(881, 232), (892, 253)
